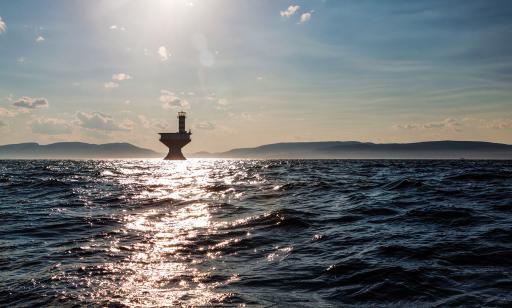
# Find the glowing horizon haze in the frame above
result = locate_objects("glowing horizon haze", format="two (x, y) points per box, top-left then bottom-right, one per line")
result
(0, 0), (511, 153)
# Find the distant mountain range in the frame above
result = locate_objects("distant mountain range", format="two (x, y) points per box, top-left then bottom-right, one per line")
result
(0, 142), (160, 159)
(1, 140), (511, 159)
(190, 141), (512, 159)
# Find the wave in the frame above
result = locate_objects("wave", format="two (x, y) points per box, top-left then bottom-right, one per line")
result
(229, 209), (313, 231)
(2, 159), (512, 306)
(381, 178), (427, 190)
(445, 171), (512, 181)
(404, 207), (484, 226)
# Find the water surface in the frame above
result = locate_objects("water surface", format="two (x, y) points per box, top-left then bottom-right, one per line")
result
(1, 159), (512, 306)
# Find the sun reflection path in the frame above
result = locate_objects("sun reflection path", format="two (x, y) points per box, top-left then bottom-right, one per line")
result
(118, 207), (217, 303)
(105, 160), (248, 306)
(52, 159), (280, 306)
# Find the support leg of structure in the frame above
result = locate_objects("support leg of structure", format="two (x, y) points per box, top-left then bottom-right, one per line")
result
(164, 147), (186, 160)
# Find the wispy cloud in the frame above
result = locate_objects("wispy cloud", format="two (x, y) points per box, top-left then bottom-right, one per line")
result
(299, 11), (313, 24)
(112, 73), (131, 81)
(159, 90), (190, 109)
(35, 36), (45, 43)
(104, 73), (130, 89)
(31, 118), (72, 135)
(75, 111), (129, 131)
(280, 5), (300, 18)
(217, 98), (228, 106)
(109, 25), (126, 31)
(196, 121), (215, 130)
(394, 118), (462, 131)
(104, 81), (119, 89)
(394, 123), (419, 130)
(138, 115), (169, 130)
(216, 98), (229, 110)
(158, 46), (170, 61)
(13, 97), (49, 109)
(473, 118), (512, 130)
(228, 112), (255, 121)
(0, 17), (6, 34)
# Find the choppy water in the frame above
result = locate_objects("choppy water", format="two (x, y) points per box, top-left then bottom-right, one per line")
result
(1, 159), (512, 307)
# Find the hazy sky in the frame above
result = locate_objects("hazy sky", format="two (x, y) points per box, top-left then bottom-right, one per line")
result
(1, 0), (511, 153)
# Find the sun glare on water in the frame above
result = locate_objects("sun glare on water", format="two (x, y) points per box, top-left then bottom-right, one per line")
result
(67, 160), (245, 306)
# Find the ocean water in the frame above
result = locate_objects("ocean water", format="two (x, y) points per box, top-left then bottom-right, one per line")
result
(1, 159), (512, 307)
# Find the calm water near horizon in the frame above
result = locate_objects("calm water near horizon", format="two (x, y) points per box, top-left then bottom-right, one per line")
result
(1, 159), (512, 306)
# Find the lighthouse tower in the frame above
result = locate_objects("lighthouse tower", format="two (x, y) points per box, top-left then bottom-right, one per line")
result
(159, 111), (192, 160)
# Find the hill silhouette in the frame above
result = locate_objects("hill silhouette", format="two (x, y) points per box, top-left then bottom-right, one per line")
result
(0, 142), (160, 159)
(191, 141), (512, 159)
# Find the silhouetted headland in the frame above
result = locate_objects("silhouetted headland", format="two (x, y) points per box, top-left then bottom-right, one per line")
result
(0, 142), (160, 159)
(191, 141), (512, 159)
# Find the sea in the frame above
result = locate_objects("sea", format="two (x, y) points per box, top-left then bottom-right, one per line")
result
(1, 159), (512, 307)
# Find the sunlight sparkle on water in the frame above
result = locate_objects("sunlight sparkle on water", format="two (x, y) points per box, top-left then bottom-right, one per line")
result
(88, 160), (243, 306)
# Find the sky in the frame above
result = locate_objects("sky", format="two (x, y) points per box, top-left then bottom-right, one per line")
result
(1, 0), (512, 153)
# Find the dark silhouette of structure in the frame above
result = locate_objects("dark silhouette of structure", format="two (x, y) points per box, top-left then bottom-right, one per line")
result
(159, 111), (192, 160)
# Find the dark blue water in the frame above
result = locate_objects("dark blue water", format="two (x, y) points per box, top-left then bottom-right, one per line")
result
(1, 159), (512, 307)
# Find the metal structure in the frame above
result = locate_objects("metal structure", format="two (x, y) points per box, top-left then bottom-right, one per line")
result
(159, 112), (192, 160)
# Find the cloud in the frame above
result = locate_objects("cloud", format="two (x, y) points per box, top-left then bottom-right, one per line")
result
(228, 112), (255, 121)
(138, 115), (151, 128)
(394, 118), (462, 131)
(396, 118), (512, 132)
(394, 123), (419, 130)
(196, 121), (215, 130)
(425, 118), (461, 129)
(0, 17), (6, 34)
(75, 111), (129, 131)
(13, 97), (49, 109)
(159, 90), (190, 109)
(17, 57), (26, 64)
(138, 115), (169, 130)
(35, 36), (45, 43)
(217, 98), (228, 106)
(299, 11), (313, 24)
(104, 81), (119, 89)
(158, 46), (170, 61)
(215, 98), (230, 110)
(280, 5), (300, 18)
(104, 73), (129, 90)
(112, 73), (131, 81)
(109, 25), (126, 31)
(423, 122), (445, 129)
(482, 119), (512, 130)
(31, 118), (72, 135)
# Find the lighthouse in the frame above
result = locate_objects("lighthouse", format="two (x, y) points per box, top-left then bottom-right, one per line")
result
(159, 111), (192, 160)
